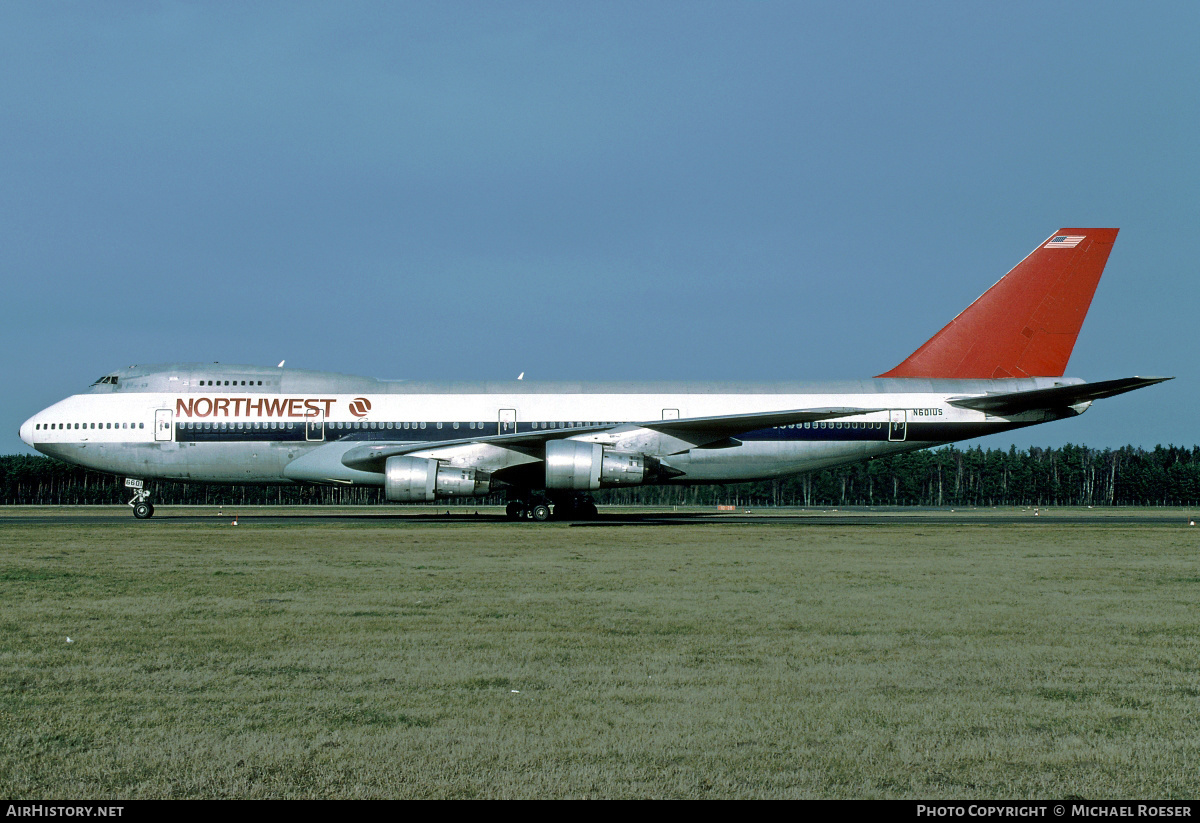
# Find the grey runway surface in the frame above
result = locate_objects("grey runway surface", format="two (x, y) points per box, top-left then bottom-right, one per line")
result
(2, 505), (1192, 527)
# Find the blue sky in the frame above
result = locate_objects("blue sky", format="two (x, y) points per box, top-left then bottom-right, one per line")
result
(3, 1), (1196, 452)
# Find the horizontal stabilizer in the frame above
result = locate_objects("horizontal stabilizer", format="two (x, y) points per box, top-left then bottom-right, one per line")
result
(948, 376), (1171, 415)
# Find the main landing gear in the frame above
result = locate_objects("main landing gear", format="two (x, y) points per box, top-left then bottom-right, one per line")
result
(505, 493), (598, 522)
(506, 498), (550, 522)
(127, 479), (154, 519)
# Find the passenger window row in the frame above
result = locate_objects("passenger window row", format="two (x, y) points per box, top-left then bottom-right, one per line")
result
(36, 422), (145, 430)
(327, 421), (428, 430)
(530, 422), (614, 429)
(199, 380), (264, 386)
(172, 421), (619, 433)
(181, 422), (299, 431)
(779, 421), (884, 430)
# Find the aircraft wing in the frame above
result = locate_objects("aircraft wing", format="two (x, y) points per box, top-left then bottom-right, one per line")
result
(948, 376), (1172, 415)
(340, 424), (612, 471)
(339, 406), (882, 472)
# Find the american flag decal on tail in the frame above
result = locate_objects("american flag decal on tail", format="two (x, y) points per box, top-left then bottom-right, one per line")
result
(1044, 235), (1085, 248)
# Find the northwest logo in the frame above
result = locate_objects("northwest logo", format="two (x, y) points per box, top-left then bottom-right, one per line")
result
(175, 397), (334, 418)
(349, 398), (372, 418)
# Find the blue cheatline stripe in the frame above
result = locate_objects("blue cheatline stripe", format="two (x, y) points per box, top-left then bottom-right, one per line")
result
(173, 420), (1020, 444)
(735, 421), (1018, 441)
(175, 420), (593, 443)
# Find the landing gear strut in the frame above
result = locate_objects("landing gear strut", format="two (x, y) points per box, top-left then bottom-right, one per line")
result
(127, 479), (154, 519)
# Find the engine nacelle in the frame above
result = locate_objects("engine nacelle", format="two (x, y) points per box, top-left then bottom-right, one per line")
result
(545, 440), (648, 490)
(385, 456), (492, 502)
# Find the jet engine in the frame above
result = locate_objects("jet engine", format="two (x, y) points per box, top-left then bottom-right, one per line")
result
(545, 440), (653, 490)
(385, 455), (492, 502)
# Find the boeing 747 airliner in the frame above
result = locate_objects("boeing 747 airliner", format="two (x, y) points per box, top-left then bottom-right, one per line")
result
(19, 228), (1169, 520)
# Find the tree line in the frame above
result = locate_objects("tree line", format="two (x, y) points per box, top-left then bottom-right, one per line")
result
(5, 444), (1200, 507)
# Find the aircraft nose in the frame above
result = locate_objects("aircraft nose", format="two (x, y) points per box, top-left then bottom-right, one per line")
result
(19, 415), (35, 447)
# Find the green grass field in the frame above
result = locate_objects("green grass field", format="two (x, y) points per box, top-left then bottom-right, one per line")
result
(1, 509), (1198, 798)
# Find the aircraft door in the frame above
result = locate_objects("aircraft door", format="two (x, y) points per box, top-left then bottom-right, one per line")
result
(889, 410), (907, 441)
(154, 409), (173, 442)
(499, 408), (516, 435)
(306, 410), (325, 442)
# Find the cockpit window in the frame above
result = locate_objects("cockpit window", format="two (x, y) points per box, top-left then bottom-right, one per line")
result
(90, 375), (119, 386)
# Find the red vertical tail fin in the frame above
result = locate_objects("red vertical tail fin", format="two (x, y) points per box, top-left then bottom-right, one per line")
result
(878, 228), (1119, 379)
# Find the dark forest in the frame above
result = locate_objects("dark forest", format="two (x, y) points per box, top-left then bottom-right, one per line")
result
(5, 444), (1200, 508)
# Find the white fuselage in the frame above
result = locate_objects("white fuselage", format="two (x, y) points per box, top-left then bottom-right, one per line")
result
(20, 363), (1074, 489)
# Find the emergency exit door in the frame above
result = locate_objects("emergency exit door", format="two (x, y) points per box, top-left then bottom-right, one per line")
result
(306, 411), (325, 441)
(154, 409), (173, 442)
(499, 408), (516, 435)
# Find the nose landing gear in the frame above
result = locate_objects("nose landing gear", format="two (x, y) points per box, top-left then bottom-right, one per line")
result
(126, 478), (154, 519)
